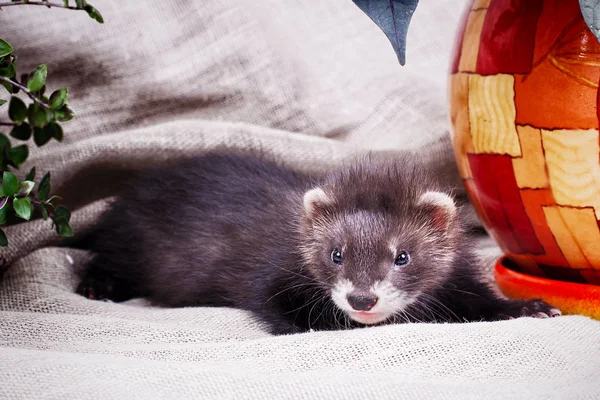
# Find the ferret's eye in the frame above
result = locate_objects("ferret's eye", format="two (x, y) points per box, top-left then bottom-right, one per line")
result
(330, 249), (343, 265)
(394, 251), (410, 268)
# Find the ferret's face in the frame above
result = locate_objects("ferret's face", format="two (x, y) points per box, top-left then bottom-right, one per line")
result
(301, 189), (458, 326)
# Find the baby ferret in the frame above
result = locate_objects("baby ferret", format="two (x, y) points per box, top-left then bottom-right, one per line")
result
(76, 151), (560, 334)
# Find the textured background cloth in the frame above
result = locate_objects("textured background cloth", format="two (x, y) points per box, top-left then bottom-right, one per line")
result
(1, 0), (599, 398)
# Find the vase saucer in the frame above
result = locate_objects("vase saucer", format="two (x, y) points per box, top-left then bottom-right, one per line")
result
(494, 256), (600, 320)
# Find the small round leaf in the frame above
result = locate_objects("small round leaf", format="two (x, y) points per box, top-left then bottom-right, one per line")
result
(28, 104), (48, 128)
(54, 205), (71, 224)
(8, 145), (28, 167)
(10, 122), (32, 141)
(58, 222), (74, 237)
(1, 82), (13, 94)
(0, 39), (14, 58)
(2, 171), (19, 197)
(55, 105), (75, 122)
(27, 64), (48, 93)
(8, 96), (27, 123)
(13, 197), (33, 221)
(49, 88), (68, 110)
(45, 122), (63, 142)
(33, 127), (53, 147)
(0, 63), (15, 78)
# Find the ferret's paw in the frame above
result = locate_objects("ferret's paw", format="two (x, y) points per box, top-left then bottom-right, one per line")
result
(488, 299), (561, 321)
(76, 275), (113, 301)
(518, 299), (561, 318)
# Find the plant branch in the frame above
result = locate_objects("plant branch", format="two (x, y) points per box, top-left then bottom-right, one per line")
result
(0, 121), (17, 126)
(0, 1), (82, 10)
(0, 76), (51, 109)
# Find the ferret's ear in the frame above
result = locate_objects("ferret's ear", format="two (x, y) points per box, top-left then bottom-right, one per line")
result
(303, 187), (332, 220)
(417, 191), (457, 233)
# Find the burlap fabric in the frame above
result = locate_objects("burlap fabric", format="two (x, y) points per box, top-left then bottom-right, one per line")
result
(1, 1), (599, 398)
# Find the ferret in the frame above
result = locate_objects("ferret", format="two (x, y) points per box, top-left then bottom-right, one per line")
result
(76, 151), (561, 334)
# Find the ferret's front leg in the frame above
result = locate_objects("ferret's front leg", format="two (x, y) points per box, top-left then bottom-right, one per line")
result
(447, 274), (562, 322)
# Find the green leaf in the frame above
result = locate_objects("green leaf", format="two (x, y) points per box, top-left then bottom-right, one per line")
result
(54, 204), (71, 223)
(46, 108), (55, 123)
(18, 180), (34, 196)
(75, 0), (86, 8)
(0, 132), (9, 170)
(0, 39), (14, 58)
(44, 122), (63, 142)
(0, 132), (8, 169)
(28, 104), (48, 128)
(13, 197), (32, 221)
(2, 171), (19, 197)
(0, 99), (6, 106)
(49, 88), (68, 110)
(1, 82), (13, 94)
(26, 166), (36, 181)
(58, 222), (74, 237)
(33, 127), (51, 147)
(8, 96), (27, 123)
(10, 122), (32, 141)
(27, 64), (47, 92)
(54, 105), (74, 122)
(0, 63), (15, 78)
(63, 0), (69, 7)
(37, 172), (50, 201)
(0, 228), (7, 247)
(0, 203), (7, 225)
(8, 145), (28, 167)
(40, 204), (49, 221)
(0, 132), (8, 148)
(84, 4), (104, 23)
(45, 195), (62, 205)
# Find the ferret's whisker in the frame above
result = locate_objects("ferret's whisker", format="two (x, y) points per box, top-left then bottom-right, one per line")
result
(418, 293), (460, 322)
(264, 281), (322, 305)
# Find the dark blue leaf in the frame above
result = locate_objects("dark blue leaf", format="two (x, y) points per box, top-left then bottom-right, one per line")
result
(352, 0), (420, 65)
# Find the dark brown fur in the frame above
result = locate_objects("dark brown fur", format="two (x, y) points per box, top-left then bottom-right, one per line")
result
(76, 151), (560, 334)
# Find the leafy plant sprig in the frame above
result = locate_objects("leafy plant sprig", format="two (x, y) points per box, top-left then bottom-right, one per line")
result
(0, 1), (103, 23)
(0, 169), (72, 246)
(0, 1), (102, 246)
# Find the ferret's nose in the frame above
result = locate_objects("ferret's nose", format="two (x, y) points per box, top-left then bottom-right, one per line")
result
(347, 291), (378, 311)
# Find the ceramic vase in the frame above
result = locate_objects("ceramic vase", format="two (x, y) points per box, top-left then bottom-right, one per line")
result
(448, 0), (600, 318)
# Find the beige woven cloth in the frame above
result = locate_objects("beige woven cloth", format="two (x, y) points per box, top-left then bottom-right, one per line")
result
(1, 0), (599, 398)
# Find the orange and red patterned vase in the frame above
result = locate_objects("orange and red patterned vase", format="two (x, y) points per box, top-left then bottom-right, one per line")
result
(449, 0), (600, 319)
